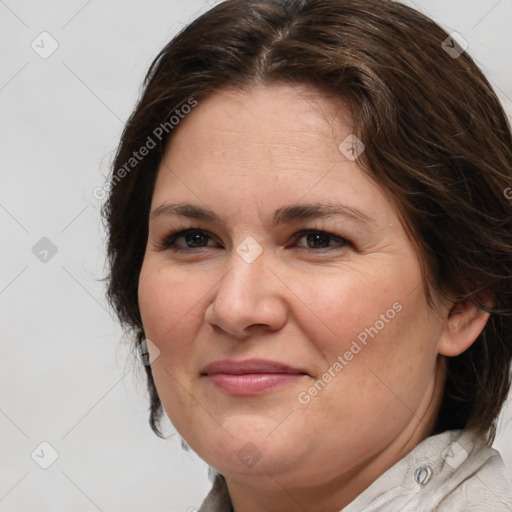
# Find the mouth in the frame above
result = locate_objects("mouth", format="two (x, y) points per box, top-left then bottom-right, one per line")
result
(200, 359), (309, 395)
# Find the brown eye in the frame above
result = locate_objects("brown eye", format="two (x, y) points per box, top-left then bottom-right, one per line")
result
(181, 231), (210, 248)
(161, 229), (218, 251)
(305, 232), (331, 249)
(294, 230), (349, 251)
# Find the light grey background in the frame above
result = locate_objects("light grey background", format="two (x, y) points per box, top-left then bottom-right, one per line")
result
(1, 1), (511, 511)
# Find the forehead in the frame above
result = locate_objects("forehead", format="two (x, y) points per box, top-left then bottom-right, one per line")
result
(168, 83), (352, 160)
(151, 83), (396, 227)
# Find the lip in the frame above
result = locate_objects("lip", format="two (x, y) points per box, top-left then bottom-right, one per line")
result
(201, 359), (308, 395)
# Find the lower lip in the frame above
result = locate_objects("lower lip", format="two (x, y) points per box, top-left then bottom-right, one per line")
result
(206, 373), (306, 395)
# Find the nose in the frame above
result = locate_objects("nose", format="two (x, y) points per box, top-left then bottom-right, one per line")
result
(204, 248), (288, 340)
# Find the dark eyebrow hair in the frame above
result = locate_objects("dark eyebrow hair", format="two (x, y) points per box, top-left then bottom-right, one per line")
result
(273, 203), (375, 226)
(151, 202), (223, 223)
(150, 202), (376, 226)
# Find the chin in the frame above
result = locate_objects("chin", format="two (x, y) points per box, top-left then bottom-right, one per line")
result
(185, 423), (315, 478)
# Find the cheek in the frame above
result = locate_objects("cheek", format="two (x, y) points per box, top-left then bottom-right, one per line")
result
(291, 266), (399, 354)
(296, 266), (439, 397)
(138, 268), (170, 340)
(138, 264), (205, 425)
(294, 282), (440, 457)
(138, 264), (204, 359)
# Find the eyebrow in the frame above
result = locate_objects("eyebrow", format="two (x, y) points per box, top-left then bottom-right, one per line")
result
(151, 202), (376, 227)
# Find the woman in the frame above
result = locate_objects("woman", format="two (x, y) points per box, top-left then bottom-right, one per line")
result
(103, 0), (512, 510)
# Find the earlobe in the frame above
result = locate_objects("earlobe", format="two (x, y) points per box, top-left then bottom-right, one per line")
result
(438, 298), (491, 357)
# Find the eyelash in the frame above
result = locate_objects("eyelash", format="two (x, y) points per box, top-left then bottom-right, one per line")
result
(158, 228), (350, 253)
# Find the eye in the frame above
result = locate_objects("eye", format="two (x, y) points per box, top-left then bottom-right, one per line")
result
(159, 229), (219, 251)
(158, 228), (350, 253)
(292, 230), (350, 251)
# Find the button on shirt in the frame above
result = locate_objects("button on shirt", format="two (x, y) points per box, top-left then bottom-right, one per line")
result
(198, 429), (512, 511)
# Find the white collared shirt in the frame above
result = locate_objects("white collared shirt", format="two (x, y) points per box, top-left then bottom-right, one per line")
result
(198, 429), (512, 511)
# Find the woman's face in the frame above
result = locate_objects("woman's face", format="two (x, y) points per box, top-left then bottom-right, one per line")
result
(138, 84), (450, 491)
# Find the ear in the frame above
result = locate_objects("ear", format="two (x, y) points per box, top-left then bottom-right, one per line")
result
(438, 297), (490, 357)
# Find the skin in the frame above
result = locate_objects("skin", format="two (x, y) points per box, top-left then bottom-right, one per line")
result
(138, 83), (489, 512)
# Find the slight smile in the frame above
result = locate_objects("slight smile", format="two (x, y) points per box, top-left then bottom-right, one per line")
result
(201, 359), (310, 395)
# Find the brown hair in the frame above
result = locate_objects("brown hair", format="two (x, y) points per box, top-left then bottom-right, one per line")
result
(103, 0), (512, 444)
